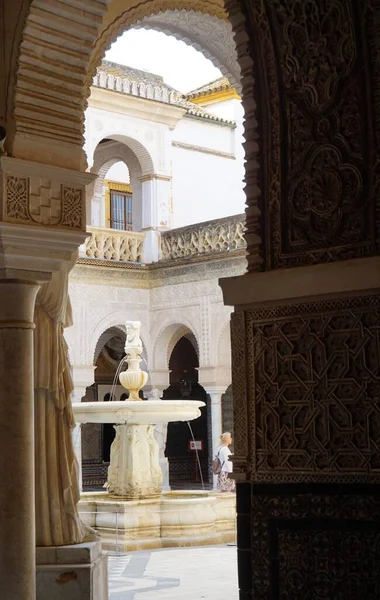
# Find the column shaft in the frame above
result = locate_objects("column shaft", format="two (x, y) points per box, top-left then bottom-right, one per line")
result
(73, 424), (83, 492)
(208, 389), (224, 489)
(0, 280), (39, 600)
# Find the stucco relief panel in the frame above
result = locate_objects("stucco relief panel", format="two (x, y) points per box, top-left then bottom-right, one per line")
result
(258, 0), (379, 268)
(4, 175), (84, 230)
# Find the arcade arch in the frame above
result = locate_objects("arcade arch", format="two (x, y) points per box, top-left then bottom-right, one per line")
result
(11, 1), (259, 275)
(89, 139), (143, 230)
(151, 321), (201, 372)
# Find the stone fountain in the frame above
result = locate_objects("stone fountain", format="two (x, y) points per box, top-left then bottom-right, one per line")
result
(72, 321), (236, 550)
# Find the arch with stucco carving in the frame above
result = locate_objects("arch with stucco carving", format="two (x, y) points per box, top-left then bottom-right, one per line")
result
(134, 12), (241, 91)
(152, 320), (201, 371)
(89, 2), (229, 82)
(12, 0), (259, 266)
(89, 311), (150, 367)
(216, 319), (232, 367)
(87, 133), (154, 176)
(104, 10), (241, 91)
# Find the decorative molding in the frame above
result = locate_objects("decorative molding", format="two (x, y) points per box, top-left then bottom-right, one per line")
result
(139, 174), (172, 183)
(160, 214), (246, 261)
(247, 294), (380, 484)
(171, 141), (236, 159)
(5, 175), (28, 220)
(4, 174), (84, 230)
(224, 0), (261, 272)
(134, 10), (241, 92)
(250, 484), (380, 599)
(248, 0), (379, 270)
(230, 310), (249, 479)
(90, 3), (230, 85)
(1, 157), (94, 231)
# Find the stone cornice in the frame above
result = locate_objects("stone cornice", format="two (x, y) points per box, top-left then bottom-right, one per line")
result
(171, 141), (236, 159)
(73, 252), (246, 288)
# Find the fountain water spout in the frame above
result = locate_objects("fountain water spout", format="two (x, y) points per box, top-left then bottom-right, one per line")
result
(119, 321), (148, 400)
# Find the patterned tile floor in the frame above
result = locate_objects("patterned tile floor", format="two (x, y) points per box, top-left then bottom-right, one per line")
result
(108, 545), (238, 599)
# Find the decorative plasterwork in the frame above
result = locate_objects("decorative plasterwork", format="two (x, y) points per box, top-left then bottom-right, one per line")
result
(160, 214), (246, 261)
(12, 0), (256, 267)
(151, 317), (201, 370)
(0, 157), (93, 231)
(134, 11), (241, 92)
(247, 294), (380, 484)
(91, 2), (229, 81)
(224, 0), (260, 272)
(82, 227), (144, 262)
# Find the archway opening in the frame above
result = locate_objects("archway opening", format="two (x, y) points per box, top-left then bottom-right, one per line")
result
(163, 335), (210, 488)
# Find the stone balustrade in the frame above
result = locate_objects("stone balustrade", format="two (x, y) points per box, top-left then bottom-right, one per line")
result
(159, 214), (246, 261)
(93, 71), (182, 104)
(81, 227), (144, 263)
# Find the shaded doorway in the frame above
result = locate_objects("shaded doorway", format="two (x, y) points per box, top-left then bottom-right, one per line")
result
(163, 336), (210, 487)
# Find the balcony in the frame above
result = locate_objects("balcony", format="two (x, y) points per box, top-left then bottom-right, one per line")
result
(80, 227), (144, 263)
(159, 214), (246, 261)
(79, 215), (246, 266)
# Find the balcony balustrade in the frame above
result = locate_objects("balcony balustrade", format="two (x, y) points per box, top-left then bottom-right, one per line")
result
(80, 227), (144, 263)
(159, 214), (246, 261)
(80, 215), (246, 265)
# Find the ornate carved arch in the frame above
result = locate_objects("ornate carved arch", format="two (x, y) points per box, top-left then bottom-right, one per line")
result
(152, 320), (200, 371)
(11, 0), (260, 263)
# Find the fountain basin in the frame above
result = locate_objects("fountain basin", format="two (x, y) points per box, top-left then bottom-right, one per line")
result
(72, 400), (204, 424)
(79, 490), (236, 551)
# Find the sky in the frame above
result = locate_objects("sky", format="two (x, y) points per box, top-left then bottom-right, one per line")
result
(105, 29), (222, 94)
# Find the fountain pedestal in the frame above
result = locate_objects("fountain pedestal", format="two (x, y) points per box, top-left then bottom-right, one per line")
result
(107, 424), (162, 499)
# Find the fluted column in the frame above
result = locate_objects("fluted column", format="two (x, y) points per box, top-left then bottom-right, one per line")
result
(0, 280), (40, 600)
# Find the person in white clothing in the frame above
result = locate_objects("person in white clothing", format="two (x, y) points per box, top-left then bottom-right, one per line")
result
(216, 432), (235, 492)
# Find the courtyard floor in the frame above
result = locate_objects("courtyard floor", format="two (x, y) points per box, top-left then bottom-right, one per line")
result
(108, 544), (238, 599)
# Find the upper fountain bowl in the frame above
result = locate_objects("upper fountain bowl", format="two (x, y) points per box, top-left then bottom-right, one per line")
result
(72, 400), (205, 425)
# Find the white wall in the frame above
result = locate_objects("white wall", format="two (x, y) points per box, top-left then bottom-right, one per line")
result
(85, 89), (246, 232)
(170, 109), (245, 228)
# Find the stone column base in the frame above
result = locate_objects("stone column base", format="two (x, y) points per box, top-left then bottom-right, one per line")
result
(36, 541), (108, 600)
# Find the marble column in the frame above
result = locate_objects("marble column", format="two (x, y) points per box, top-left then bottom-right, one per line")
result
(205, 387), (226, 490)
(0, 280), (40, 600)
(70, 366), (96, 492)
(73, 424), (83, 492)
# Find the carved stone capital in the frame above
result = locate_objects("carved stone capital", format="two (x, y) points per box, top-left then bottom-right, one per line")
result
(148, 370), (170, 390)
(197, 366), (231, 390)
